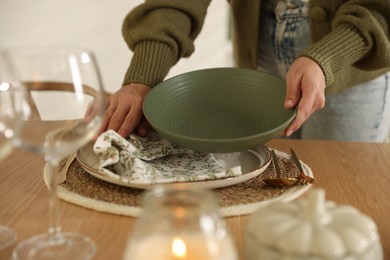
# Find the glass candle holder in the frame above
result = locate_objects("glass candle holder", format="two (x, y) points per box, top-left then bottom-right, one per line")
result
(124, 185), (238, 260)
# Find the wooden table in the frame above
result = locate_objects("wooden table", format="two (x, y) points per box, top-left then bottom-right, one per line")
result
(1, 139), (389, 259)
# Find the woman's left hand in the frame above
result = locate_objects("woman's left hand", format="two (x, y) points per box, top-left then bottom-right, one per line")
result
(284, 56), (326, 136)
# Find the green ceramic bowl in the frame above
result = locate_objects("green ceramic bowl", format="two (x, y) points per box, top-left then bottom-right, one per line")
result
(143, 68), (296, 152)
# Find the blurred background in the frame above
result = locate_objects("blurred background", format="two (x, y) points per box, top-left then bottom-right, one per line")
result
(0, 0), (233, 93)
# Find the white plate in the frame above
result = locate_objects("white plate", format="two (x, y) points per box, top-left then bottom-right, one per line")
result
(76, 143), (271, 190)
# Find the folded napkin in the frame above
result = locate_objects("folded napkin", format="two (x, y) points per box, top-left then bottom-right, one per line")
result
(93, 130), (242, 184)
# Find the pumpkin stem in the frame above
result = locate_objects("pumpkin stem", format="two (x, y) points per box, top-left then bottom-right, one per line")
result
(304, 188), (331, 225)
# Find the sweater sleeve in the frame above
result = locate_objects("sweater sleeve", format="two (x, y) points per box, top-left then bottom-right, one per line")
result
(121, 0), (212, 87)
(300, 0), (390, 86)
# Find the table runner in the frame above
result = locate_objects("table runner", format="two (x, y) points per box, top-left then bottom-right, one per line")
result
(44, 149), (313, 217)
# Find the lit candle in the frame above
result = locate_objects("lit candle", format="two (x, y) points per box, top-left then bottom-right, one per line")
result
(123, 234), (237, 260)
(172, 237), (186, 259)
(123, 187), (238, 260)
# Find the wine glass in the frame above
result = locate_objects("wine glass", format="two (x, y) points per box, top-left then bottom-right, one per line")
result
(2, 46), (106, 259)
(0, 56), (24, 251)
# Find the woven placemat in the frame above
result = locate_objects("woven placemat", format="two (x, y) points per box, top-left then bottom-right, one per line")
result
(44, 149), (313, 217)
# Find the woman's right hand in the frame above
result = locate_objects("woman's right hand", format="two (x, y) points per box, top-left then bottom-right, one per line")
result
(284, 57), (326, 137)
(96, 83), (152, 139)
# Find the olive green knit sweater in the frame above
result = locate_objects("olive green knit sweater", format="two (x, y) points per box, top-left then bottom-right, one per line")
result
(122, 0), (390, 94)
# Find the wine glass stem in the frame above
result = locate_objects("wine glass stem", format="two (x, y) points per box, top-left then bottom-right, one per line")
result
(46, 160), (62, 238)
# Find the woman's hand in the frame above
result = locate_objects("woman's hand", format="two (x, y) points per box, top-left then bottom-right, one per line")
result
(96, 83), (152, 139)
(284, 57), (326, 136)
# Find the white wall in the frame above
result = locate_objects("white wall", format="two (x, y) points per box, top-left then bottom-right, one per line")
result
(0, 0), (232, 93)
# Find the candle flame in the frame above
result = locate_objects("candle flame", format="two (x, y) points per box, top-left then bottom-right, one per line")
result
(172, 237), (186, 258)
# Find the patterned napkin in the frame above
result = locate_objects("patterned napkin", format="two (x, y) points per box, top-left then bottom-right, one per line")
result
(93, 130), (242, 184)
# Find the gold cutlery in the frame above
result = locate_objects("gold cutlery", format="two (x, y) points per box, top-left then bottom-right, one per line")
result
(263, 149), (314, 188)
(57, 153), (76, 185)
(290, 148), (314, 185)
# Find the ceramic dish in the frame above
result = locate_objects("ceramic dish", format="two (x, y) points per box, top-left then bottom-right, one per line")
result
(76, 143), (271, 190)
(143, 68), (296, 153)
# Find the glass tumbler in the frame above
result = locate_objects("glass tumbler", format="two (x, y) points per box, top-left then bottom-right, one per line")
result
(123, 186), (238, 260)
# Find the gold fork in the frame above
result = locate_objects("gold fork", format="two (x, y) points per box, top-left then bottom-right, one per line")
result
(263, 149), (314, 187)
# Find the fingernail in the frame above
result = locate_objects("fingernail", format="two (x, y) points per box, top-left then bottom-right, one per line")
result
(286, 129), (294, 137)
(284, 99), (294, 108)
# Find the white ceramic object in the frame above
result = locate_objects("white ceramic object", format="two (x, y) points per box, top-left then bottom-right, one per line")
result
(245, 188), (383, 259)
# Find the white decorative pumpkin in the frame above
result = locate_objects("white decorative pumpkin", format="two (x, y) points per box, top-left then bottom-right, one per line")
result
(245, 189), (383, 259)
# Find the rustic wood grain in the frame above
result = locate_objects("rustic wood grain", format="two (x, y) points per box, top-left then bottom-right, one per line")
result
(1, 139), (389, 260)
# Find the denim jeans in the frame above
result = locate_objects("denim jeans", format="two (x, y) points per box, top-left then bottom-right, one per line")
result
(257, 0), (390, 142)
(302, 74), (390, 142)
